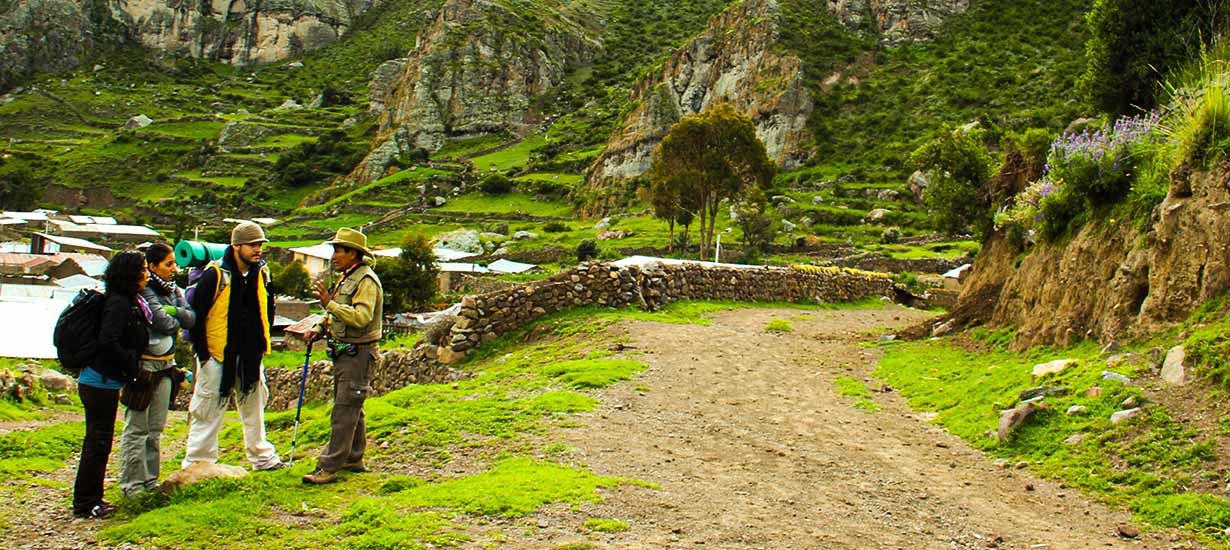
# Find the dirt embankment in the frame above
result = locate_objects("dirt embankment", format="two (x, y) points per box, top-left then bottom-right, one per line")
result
(942, 166), (1230, 349)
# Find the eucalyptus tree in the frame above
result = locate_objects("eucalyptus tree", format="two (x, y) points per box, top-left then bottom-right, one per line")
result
(648, 104), (774, 260)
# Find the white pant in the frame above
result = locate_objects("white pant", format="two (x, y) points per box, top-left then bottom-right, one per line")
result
(181, 357), (281, 470)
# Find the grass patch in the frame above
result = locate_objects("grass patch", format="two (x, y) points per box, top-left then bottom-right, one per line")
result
(764, 319), (794, 333)
(584, 518), (630, 533)
(436, 192), (573, 217)
(834, 375), (881, 412)
(470, 135), (549, 172)
(542, 359), (647, 389)
(877, 334), (1230, 544)
(387, 458), (639, 517)
(0, 421), (84, 480)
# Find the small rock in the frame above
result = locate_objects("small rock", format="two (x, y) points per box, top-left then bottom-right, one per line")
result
(434, 196), (447, 207)
(992, 459), (1010, 469)
(1031, 359), (1076, 378)
(1024, 483), (1035, 491)
(1084, 386), (1102, 397)
(1116, 523), (1140, 538)
(1121, 396), (1137, 408)
(1161, 345), (1189, 385)
(1101, 371), (1131, 384)
(1110, 407), (1142, 424)
(1019, 386), (1069, 401)
(1100, 341), (1122, 354)
(1014, 461), (1029, 469)
(1065, 405), (1087, 416)
(1063, 433), (1086, 445)
(877, 334), (897, 342)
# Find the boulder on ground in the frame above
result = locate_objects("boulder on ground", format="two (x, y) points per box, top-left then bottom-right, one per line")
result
(160, 463), (249, 493)
(997, 401), (1040, 441)
(125, 114), (153, 129)
(39, 370), (74, 392)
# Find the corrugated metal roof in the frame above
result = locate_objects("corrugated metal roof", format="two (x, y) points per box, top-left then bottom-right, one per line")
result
(437, 262), (490, 273)
(34, 232), (112, 253)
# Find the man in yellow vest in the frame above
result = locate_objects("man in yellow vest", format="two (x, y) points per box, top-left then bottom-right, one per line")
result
(302, 227), (384, 484)
(183, 221), (284, 471)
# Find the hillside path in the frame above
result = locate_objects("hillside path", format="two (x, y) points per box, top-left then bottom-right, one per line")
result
(505, 307), (1175, 550)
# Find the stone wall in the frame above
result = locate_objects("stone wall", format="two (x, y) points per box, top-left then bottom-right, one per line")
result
(263, 260), (896, 408)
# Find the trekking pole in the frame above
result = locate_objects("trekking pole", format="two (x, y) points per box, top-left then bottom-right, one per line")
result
(288, 340), (313, 466)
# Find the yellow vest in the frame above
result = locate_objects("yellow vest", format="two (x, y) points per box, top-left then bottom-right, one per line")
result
(203, 262), (272, 362)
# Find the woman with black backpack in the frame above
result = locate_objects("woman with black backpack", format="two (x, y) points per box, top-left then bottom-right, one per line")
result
(73, 250), (150, 520)
(117, 243), (195, 498)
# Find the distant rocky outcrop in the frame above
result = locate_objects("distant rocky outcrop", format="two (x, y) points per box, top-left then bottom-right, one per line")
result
(827, 0), (970, 46)
(117, 0), (379, 65)
(0, 0), (379, 91)
(951, 166), (1230, 349)
(578, 0), (969, 214)
(580, 0), (812, 212)
(0, 0), (123, 92)
(349, 0), (599, 185)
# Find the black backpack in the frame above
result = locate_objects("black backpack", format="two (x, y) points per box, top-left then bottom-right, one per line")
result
(53, 288), (106, 377)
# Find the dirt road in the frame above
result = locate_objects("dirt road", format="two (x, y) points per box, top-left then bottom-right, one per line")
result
(509, 307), (1174, 549)
(3, 307), (1180, 549)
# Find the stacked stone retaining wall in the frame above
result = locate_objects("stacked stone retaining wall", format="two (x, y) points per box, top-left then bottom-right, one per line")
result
(263, 260), (896, 408)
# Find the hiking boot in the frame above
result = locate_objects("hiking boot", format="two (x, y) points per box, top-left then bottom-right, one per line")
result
(341, 460), (367, 473)
(302, 469), (337, 485)
(74, 502), (117, 520)
(255, 460), (287, 472)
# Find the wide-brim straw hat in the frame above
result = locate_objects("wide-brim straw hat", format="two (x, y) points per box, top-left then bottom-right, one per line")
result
(324, 227), (372, 256)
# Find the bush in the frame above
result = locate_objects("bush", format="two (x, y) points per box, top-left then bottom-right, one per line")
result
(542, 222), (570, 233)
(1162, 42), (1230, 169)
(479, 173), (513, 194)
(995, 112), (1161, 242)
(910, 128), (995, 238)
(576, 240), (598, 262)
(1077, 0), (1219, 115)
(272, 259), (311, 298)
(880, 227), (902, 244)
(374, 233), (439, 312)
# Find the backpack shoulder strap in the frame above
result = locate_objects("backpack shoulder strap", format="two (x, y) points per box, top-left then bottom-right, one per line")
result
(207, 261), (230, 302)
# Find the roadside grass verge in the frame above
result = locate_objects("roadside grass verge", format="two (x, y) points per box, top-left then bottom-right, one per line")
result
(99, 305), (661, 548)
(877, 326), (1230, 547)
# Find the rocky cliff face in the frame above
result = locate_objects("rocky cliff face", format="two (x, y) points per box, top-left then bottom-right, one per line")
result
(582, 0), (811, 207)
(0, 0), (124, 91)
(0, 0), (377, 91)
(115, 0), (378, 65)
(579, 0), (969, 211)
(349, 0), (599, 185)
(827, 0), (970, 45)
(955, 166), (1230, 349)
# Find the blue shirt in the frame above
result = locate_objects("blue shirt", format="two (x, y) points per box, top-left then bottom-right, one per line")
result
(77, 366), (123, 390)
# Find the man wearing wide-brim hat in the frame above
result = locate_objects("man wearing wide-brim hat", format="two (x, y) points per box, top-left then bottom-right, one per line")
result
(302, 227), (384, 485)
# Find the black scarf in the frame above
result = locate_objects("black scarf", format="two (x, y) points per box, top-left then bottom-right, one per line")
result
(219, 260), (266, 400)
(149, 270), (176, 296)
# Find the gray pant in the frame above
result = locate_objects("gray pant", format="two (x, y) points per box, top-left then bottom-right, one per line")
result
(119, 365), (172, 497)
(316, 344), (375, 473)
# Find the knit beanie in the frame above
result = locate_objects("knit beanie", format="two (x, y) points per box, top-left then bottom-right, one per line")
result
(230, 221), (269, 246)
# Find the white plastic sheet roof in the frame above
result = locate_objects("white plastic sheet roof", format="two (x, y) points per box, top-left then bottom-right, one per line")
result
(0, 296), (72, 359)
(488, 259), (537, 274)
